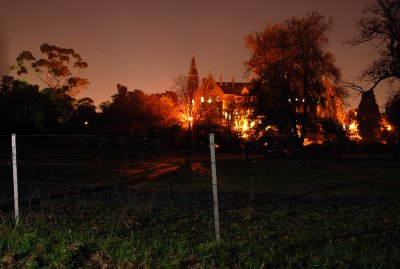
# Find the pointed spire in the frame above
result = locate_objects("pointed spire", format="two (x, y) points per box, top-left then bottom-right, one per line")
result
(188, 51), (198, 77)
(188, 51), (199, 91)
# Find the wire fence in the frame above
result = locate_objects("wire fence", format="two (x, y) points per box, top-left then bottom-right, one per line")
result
(1, 133), (399, 247)
(0, 134), (230, 240)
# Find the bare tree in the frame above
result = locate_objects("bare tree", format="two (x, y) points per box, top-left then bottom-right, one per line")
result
(173, 74), (199, 126)
(348, 0), (400, 91)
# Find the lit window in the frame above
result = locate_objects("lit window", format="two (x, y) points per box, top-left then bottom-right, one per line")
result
(243, 120), (248, 131)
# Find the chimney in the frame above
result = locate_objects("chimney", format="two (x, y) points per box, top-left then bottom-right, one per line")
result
(203, 77), (206, 85)
(232, 77), (235, 90)
(220, 75), (222, 87)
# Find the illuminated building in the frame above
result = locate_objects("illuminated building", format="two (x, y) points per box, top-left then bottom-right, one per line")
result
(186, 54), (255, 138)
(185, 55), (351, 144)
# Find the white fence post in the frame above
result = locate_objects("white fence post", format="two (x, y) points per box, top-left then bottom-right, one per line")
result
(11, 133), (19, 223)
(209, 133), (221, 243)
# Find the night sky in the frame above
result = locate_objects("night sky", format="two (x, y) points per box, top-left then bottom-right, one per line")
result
(0, 0), (387, 109)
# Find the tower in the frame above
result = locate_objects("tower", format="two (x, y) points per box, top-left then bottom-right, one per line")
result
(188, 51), (199, 92)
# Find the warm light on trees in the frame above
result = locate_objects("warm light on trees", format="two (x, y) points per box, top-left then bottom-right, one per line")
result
(173, 75), (199, 128)
(385, 91), (400, 134)
(100, 84), (180, 134)
(148, 91), (181, 127)
(246, 12), (345, 147)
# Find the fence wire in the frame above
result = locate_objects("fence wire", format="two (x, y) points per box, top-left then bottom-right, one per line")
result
(1, 134), (399, 247)
(0, 135), (223, 235)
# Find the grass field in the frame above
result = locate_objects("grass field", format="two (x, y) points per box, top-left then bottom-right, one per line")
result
(1, 152), (400, 268)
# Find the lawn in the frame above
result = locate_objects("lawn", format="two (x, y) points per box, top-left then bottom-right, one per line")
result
(1, 152), (400, 268)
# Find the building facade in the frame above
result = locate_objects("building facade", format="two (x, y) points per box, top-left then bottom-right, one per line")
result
(187, 53), (255, 138)
(186, 54), (352, 144)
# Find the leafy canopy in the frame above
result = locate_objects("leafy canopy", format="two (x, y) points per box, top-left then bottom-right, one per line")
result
(245, 12), (344, 145)
(15, 43), (89, 97)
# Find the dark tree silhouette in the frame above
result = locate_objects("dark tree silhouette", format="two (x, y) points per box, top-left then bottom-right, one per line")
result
(65, 97), (98, 133)
(0, 77), (59, 134)
(0, 75), (13, 95)
(348, 0), (400, 91)
(357, 90), (381, 142)
(100, 85), (161, 134)
(41, 87), (75, 124)
(385, 91), (400, 133)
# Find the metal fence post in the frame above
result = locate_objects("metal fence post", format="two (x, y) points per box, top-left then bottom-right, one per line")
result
(11, 133), (19, 223)
(209, 133), (221, 243)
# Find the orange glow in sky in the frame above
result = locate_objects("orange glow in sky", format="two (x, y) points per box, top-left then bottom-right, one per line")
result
(0, 0), (387, 109)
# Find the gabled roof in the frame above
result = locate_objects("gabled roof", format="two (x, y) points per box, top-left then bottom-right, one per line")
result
(201, 75), (224, 96)
(219, 82), (253, 95)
